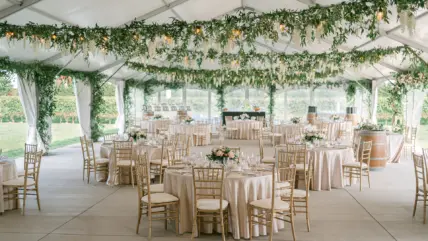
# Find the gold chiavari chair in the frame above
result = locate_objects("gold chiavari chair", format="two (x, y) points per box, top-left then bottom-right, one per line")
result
(193, 125), (208, 146)
(259, 138), (275, 164)
(113, 140), (134, 187)
(83, 138), (109, 183)
(404, 126), (418, 160)
(342, 140), (372, 191)
(278, 149), (311, 232)
(135, 152), (180, 237)
(150, 138), (175, 184)
(167, 147), (187, 167)
(225, 126), (238, 139)
(286, 143), (312, 189)
(79, 136), (89, 181)
(192, 167), (229, 241)
(248, 164), (296, 241)
(3, 144), (42, 215)
(413, 151), (428, 223)
(103, 133), (118, 143)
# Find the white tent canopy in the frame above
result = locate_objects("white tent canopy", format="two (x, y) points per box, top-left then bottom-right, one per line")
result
(0, 0), (427, 82)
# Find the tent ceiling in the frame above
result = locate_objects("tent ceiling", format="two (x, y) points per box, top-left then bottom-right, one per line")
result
(0, 0), (426, 83)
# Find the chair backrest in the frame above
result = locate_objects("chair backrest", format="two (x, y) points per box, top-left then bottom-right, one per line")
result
(286, 143), (307, 166)
(113, 140), (133, 163)
(24, 144), (42, 185)
(413, 153), (427, 193)
(266, 165), (295, 214)
(192, 167), (225, 210)
(259, 138), (265, 159)
(135, 152), (151, 202)
(353, 135), (361, 160)
(359, 141), (372, 167)
(167, 147), (187, 166)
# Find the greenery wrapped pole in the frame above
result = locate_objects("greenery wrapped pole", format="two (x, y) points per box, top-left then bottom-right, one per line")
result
(87, 76), (105, 141)
(268, 84), (276, 123)
(123, 81), (132, 131)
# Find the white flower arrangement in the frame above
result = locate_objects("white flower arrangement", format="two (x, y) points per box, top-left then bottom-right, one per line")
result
(128, 127), (147, 141)
(153, 114), (163, 120)
(290, 117), (301, 124)
(303, 131), (324, 143)
(330, 114), (340, 121)
(356, 122), (385, 131)
(240, 113), (250, 120)
(184, 116), (194, 124)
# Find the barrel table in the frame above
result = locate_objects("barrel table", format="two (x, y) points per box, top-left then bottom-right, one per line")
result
(307, 106), (317, 125)
(358, 130), (388, 169)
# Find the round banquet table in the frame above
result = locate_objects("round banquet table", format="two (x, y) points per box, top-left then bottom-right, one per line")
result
(100, 143), (162, 186)
(226, 120), (263, 140)
(308, 146), (354, 191)
(169, 124), (211, 146)
(315, 121), (352, 141)
(141, 119), (171, 133)
(0, 157), (18, 213)
(163, 169), (285, 239)
(273, 124), (305, 144)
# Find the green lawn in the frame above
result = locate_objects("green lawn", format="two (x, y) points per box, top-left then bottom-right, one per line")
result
(0, 123), (116, 157)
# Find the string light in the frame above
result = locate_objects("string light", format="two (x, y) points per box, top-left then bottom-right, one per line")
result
(279, 24), (287, 32)
(195, 26), (202, 34)
(51, 34), (57, 40)
(79, 36), (84, 41)
(232, 29), (241, 37)
(103, 36), (108, 41)
(376, 8), (384, 21)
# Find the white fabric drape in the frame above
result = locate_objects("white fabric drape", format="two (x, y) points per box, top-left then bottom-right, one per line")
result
(405, 90), (425, 127)
(115, 80), (125, 135)
(74, 79), (92, 138)
(17, 73), (46, 152)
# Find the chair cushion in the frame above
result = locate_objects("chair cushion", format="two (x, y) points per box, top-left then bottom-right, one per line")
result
(276, 182), (291, 189)
(262, 157), (276, 163)
(250, 198), (290, 210)
(96, 158), (110, 164)
(197, 199), (229, 211)
(17, 170), (34, 177)
(116, 160), (134, 167)
(226, 128), (238, 131)
(142, 193), (178, 204)
(343, 162), (368, 168)
(296, 164), (308, 171)
(280, 189), (308, 198)
(269, 133), (282, 137)
(150, 159), (167, 166)
(150, 184), (164, 193)
(3, 177), (35, 187)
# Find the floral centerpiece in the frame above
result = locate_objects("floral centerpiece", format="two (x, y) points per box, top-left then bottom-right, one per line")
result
(206, 146), (238, 164)
(303, 131), (324, 143)
(240, 113), (250, 120)
(128, 128), (147, 141)
(330, 114), (340, 121)
(356, 122), (385, 131)
(253, 105), (260, 112)
(290, 117), (301, 124)
(184, 116), (194, 124)
(153, 114), (162, 120)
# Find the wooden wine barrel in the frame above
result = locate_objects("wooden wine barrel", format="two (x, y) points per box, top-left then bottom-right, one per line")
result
(307, 113), (317, 125)
(345, 114), (360, 126)
(358, 130), (388, 169)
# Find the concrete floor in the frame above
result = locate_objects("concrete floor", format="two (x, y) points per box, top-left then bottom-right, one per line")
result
(0, 139), (427, 241)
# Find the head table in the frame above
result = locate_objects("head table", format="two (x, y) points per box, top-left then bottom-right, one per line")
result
(0, 157), (18, 213)
(163, 166), (284, 239)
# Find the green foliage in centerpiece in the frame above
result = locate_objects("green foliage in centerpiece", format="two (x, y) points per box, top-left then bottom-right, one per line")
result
(303, 131), (324, 143)
(206, 146), (238, 163)
(128, 127), (147, 141)
(153, 114), (163, 120)
(356, 122), (385, 131)
(184, 116), (194, 124)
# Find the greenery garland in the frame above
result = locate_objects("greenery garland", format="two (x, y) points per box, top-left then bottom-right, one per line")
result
(87, 76), (105, 141)
(345, 79), (372, 105)
(155, 45), (411, 72)
(0, 0), (423, 59)
(215, 86), (226, 115)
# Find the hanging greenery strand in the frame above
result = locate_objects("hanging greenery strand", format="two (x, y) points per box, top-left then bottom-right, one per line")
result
(0, 0), (423, 59)
(123, 81), (132, 131)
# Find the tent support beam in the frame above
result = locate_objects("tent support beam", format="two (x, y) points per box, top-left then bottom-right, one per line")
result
(0, 0), (43, 19)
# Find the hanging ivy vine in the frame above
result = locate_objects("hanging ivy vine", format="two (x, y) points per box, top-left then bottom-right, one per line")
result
(345, 79), (372, 105)
(215, 86), (226, 114)
(268, 84), (276, 118)
(123, 80), (132, 131)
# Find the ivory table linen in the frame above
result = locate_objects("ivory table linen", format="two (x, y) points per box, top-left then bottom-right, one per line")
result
(169, 124), (211, 146)
(226, 120), (262, 140)
(141, 119), (171, 133)
(163, 170), (285, 239)
(0, 158), (18, 212)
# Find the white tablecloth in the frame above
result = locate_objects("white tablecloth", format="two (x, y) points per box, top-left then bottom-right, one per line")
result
(226, 120), (263, 140)
(169, 124), (211, 146)
(0, 158), (17, 213)
(141, 119), (171, 133)
(100, 143), (162, 186)
(315, 121), (352, 141)
(273, 124), (305, 144)
(309, 147), (354, 191)
(164, 170), (285, 239)
(387, 133), (404, 163)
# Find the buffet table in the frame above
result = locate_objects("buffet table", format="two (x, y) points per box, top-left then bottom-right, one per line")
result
(222, 111), (265, 125)
(0, 157), (18, 213)
(164, 168), (284, 239)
